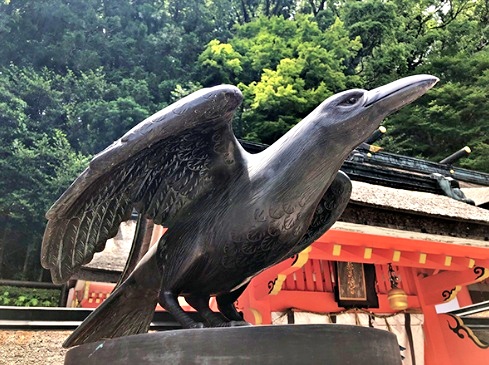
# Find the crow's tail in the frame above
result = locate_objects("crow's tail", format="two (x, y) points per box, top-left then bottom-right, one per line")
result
(63, 277), (158, 348)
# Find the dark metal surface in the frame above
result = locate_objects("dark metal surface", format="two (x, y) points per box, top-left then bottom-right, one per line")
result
(449, 300), (489, 317)
(440, 146), (471, 165)
(362, 151), (489, 186)
(341, 160), (442, 193)
(40, 76), (438, 347)
(430, 173), (475, 204)
(71, 267), (121, 283)
(64, 325), (403, 365)
(459, 317), (489, 329)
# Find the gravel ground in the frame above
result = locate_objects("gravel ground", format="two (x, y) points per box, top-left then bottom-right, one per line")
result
(0, 330), (69, 365)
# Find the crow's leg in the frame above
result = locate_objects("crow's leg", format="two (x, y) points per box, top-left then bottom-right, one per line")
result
(186, 294), (229, 327)
(158, 291), (203, 329)
(156, 233), (206, 329)
(216, 284), (250, 325)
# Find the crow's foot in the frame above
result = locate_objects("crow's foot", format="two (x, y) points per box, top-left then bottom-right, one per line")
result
(230, 320), (250, 327)
(187, 322), (205, 329)
(212, 320), (250, 328)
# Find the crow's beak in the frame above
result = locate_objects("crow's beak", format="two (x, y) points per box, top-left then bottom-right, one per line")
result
(364, 75), (439, 112)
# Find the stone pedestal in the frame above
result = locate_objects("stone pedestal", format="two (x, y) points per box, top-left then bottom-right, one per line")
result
(64, 324), (402, 365)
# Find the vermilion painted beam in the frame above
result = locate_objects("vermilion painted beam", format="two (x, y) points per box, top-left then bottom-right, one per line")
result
(410, 268), (453, 365)
(419, 267), (489, 305)
(310, 244), (363, 263)
(309, 242), (473, 271)
(318, 229), (489, 260)
(451, 256), (475, 269)
(251, 247), (313, 299)
(338, 246), (391, 265)
(311, 260), (324, 292)
(456, 286), (473, 308)
(421, 254), (469, 271)
(248, 258), (294, 300)
(304, 260), (315, 291)
(475, 258), (489, 269)
(270, 291), (341, 313)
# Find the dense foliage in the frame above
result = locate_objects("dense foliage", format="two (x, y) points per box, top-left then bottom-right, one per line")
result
(0, 0), (488, 281)
(0, 285), (60, 307)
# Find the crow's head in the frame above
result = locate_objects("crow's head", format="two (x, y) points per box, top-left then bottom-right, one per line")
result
(307, 75), (439, 149)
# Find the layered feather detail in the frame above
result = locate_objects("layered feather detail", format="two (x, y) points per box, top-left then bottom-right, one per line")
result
(41, 85), (245, 284)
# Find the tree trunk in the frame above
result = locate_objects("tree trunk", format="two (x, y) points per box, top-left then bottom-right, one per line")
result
(0, 225), (8, 278)
(240, 0), (250, 23)
(22, 244), (34, 280)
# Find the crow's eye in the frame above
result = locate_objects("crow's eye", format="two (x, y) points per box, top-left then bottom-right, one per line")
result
(340, 96), (359, 106)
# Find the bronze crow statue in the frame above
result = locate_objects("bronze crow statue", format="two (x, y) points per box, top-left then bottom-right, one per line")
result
(41, 75), (438, 347)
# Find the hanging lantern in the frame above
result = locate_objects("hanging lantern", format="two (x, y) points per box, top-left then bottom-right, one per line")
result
(387, 263), (408, 311)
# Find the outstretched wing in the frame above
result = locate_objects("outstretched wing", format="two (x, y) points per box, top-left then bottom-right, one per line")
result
(41, 85), (245, 284)
(289, 170), (352, 257)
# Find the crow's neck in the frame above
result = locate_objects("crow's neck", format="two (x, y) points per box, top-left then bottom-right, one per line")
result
(250, 118), (350, 207)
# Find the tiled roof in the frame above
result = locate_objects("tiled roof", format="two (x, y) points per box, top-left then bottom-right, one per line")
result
(351, 181), (489, 224)
(462, 187), (489, 206)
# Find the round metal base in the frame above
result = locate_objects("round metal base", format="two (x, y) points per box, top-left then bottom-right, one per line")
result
(64, 324), (402, 365)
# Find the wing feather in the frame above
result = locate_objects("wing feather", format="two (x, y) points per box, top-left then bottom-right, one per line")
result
(288, 171), (352, 257)
(41, 220), (65, 268)
(80, 210), (97, 261)
(42, 85), (245, 283)
(56, 218), (80, 283)
(73, 213), (90, 262)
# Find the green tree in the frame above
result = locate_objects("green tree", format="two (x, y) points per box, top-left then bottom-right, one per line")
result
(382, 50), (489, 172)
(198, 40), (244, 85)
(0, 67), (89, 279)
(199, 15), (361, 143)
(378, 0), (489, 171)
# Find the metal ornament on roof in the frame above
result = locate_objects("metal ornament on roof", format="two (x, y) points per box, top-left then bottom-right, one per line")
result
(40, 75), (438, 347)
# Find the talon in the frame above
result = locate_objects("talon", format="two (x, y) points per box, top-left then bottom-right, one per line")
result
(230, 320), (250, 327)
(188, 322), (205, 329)
(214, 322), (232, 327)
